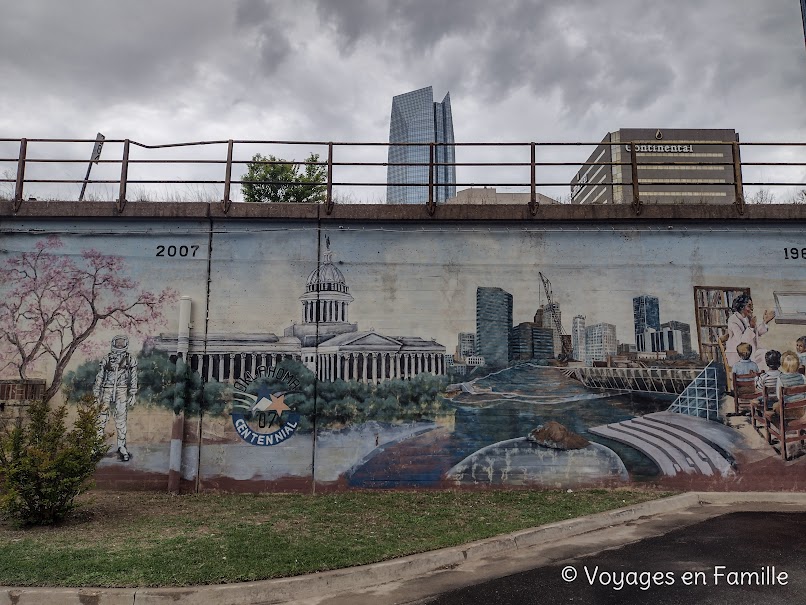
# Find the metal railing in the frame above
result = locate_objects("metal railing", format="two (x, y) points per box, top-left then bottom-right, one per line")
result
(1, 138), (805, 216)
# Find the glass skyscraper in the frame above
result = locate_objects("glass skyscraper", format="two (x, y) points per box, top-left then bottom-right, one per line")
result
(476, 287), (512, 367)
(387, 86), (456, 204)
(633, 294), (660, 350)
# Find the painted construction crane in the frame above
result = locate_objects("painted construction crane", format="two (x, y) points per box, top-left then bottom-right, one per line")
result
(538, 272), (573, 362)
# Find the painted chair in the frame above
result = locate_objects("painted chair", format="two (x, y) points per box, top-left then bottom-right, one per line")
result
(764, 384), (806, 461)
(758, 385), (777, 440)
(731, 371), (760, 416)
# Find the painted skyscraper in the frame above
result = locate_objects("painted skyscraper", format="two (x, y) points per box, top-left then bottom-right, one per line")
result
(633, 294), (660, 351)
(476, 287), (512, 367)
(584, 323), (617, 366)
(387, 86), (456, 204)
(572, 315), (586, 362)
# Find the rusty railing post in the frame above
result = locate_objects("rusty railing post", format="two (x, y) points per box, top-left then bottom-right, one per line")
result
(117, 139), (130, 213)
(325, 142), (334, 215)
(630, 142), (641, 215)
(221, 139), (234, 213)
(528, 142), (538, 216)
(732, 139), (745, 216)
(13, 138), (27, 212)
(427, 143), (436, 216)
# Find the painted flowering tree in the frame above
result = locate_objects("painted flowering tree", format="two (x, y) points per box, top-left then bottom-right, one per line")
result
(0, 236), (176, 402)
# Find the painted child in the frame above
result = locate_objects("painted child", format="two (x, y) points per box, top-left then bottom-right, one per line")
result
(796, 336), (806, 369)
(732, 342), (760, 376)
(774, 351), (806, 420)
(756, 350), (781, 410)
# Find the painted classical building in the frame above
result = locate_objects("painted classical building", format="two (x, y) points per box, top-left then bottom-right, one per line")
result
(152, 294), (302, 383)
(285, 242), (446, 382)
(155, 243), (446, 384)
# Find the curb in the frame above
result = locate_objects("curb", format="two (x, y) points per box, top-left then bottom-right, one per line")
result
(2, 492), (805, 605)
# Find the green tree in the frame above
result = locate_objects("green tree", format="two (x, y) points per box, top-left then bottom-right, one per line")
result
(0, 395), (105, 525)
(64, 350), (229, 416)
(241, 153), (326, 203)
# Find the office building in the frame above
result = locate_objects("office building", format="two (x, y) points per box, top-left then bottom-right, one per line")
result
(633, 295), (660, 351)
(445, 187), (558, 205)
(571, 315), (586, 362)
(456, 332), (476, 361)
(584, 323), (617, 366)
(661, 320), (692, 356)
(476, 287), (513, 367)
(570, 128), (739, 205)
(537, 302), (563, 358)
(387, 86), (456, 204)
(510, 323), (554, 361)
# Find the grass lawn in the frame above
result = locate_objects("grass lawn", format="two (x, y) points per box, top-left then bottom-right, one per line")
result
(0, 488), (674, 587)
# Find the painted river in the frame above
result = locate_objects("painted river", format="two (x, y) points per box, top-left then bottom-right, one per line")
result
(347, 363), (672, 487)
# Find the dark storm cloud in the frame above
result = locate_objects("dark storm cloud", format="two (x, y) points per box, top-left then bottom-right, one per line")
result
(0, 0), (803, 152)
(234, 0), (293, 73)
(0, 1), (233, 112)
(314, 0), (489, 53)
(236, 0), (271, 28)
(311, 0), (805, 124)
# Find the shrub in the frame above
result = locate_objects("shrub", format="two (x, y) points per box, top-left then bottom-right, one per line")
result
(0, 395), (105, 525)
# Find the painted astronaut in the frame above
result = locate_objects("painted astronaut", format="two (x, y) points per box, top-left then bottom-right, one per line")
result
(94, 335), (138, 462)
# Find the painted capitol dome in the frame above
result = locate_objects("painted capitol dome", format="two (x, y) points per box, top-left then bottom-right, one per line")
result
(305, 247), (349, 294)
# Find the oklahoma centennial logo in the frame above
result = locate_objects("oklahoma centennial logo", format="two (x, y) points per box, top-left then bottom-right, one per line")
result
(231, 366), (301, 446)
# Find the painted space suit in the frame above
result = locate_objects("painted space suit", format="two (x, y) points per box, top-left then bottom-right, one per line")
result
(94, 335), (138, 461)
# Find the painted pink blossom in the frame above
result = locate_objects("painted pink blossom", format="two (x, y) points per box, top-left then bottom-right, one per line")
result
(0, 235), (177, 402)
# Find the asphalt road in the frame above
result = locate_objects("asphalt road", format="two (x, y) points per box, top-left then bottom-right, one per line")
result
(422, 512), (806, 605)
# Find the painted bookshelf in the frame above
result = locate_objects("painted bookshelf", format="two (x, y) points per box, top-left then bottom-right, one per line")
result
(693, 285), (751, 362)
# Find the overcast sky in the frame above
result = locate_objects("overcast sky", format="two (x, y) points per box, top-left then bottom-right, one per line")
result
(1, 0), (805, 202)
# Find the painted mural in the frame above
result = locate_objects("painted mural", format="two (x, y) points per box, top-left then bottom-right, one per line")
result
(2, 218), (806, 492)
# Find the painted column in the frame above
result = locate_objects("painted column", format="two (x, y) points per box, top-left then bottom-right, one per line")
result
(167, 410), (185, 494)
(176, 296), (191, 360)
(361, 353), (367, 383)
(352, 353), (358, 381)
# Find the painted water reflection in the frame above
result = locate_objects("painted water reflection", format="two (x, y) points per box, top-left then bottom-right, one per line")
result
(347, 364), (670, 487)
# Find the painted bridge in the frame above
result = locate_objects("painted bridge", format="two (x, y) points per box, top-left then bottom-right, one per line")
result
(564, 366), (704, 395)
